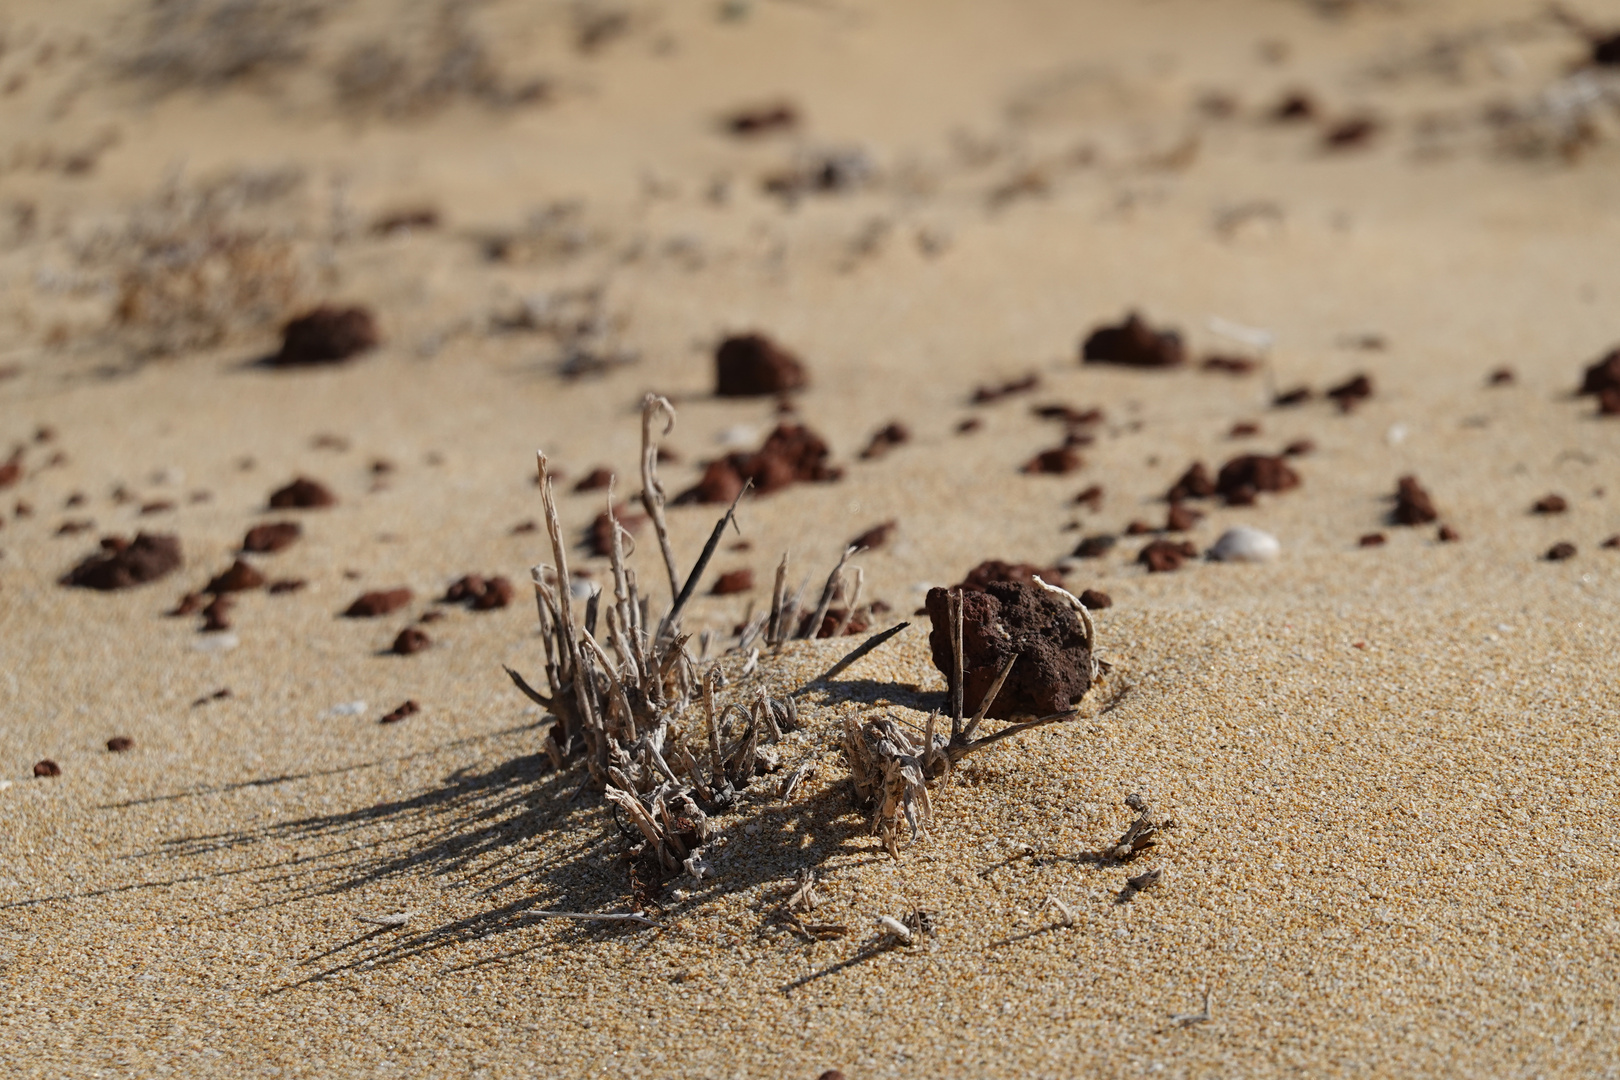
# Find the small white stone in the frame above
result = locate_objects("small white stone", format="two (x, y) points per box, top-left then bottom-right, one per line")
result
(1207, 526), (1280, 563)
(569, 580), (597, 600)
(326, 700), (367, 717)
(1385, 422), (1408, 446)
(191, 633), (239, 653)
(717, 424), (757, 447)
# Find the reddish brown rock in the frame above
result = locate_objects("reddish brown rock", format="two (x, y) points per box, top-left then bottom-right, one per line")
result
(1580, 348), (1620, 396)
(859, 422), (911, 461)
(954, 559), (1065, 593)
(1215, 455), (1300, 504)
(106, 736), (135, 752)
(0, 449), (22, 489)
(1078, 588), (1112, 609)
(1167, 462), (1215, 502)
(924, 581), (1095, 720)
(267, 305), (380, 367)
(675, 423), (841, 504)
(443, 574), (515, 609)
(344, 588), (413, 617)
(201, 594), (234, 631)
(33, 759), (61, 778)
(268, 477), (337, 510)
(573, 468), (615, 493)
(1073, 485), (1104, 510)
(1438, 524), (1461, 543)
(971, 373), (1040, 404)
(715, 333), (808, 397)
(1080, 312), (1186, 368)
(588, 506), (646, 556)
(1546, 542), (1577, 561)
(850, 520), (897, 551)
(206, 559), (266, 594)
(61, 533), (182, 590)
(1392, 475), (1438, 525)
(380, 699), (420, 724)
(1022, 446), (1082, 475)
(712, 569), (754, 595)
(1325, 373), (1374, 412)
(1072, 534), (1117, 559)
(1488, 367), (1516, 386)
(1165, 504), (1202, 532)
(242, 521), (301, 553)
(1282, 439), (1316, 457)
(724, 101), (800, 136)
(1532, 494), (1568, 515)
(1138, 538), (1197, 572)
(267, 578), (307, 594)
(392, 628), (431, 655)
(1202, 354), (1259, 375)
(1359, 533), (1387, 548)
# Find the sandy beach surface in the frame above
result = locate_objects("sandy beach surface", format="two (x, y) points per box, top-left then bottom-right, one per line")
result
(3, 0), (1619, 1076)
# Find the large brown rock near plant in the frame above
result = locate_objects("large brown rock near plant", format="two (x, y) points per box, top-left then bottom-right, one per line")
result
(924, 581), (1093, 721)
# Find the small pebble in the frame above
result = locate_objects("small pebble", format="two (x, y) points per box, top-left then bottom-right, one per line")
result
(1206, 526), (1280, 563)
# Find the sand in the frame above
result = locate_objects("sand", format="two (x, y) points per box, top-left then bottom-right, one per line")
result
(2, 0), (1619, 1076)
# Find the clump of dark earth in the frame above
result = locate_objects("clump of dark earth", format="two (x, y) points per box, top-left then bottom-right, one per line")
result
(1079, 588), (1112, 609)
(724, 101), (800, 136)
(191, 689), (231, 707)
(33, 760), (61, 778)
(56, 520), (94, 536)
(954, 559), (1066, 592)
(1603, 534), (1620, 549)
(850, 520), (896, 551)
(1359, 533), (1387, 548)
(139, 500), (174, 515)
(106, 736), (134, 752)
(574, 467), (615, 492)
(1323, 116), (1380, 149)
(1022, 446), (1082, 474)
(1325, 373), (1374, 412)
(860, 422), (910, 460)
(971, 373), (1040, 404)
(1032, 403), (1105, 426)
(1489, 367), (1516, 386)
(169, 591), (206, 616)
(1125, 520), (1154, 536)
(956, 417), (983, 434)
(799, 607), (871, 639)
(1074, 485), (1104, 510)
(206, 559), (266, 594)
(1282, 439), (1315, 457)
(1579, 348), (1620, 398)
(1601, 390), (1620, 416)
(711, 569), (753, 595)
(924, 581), (1094, 720)
(1166, 504), (1202, 532)
(1270, 90), (1317, 121)
(1546, 542), (1577, 561)
(762, 148), (873, 198)
(1168, 462), (1216, 502)
(715, 333), (808, 397)
(392, 628), (431, 655)
(1533, 494), (1568, 515)
(1081, 311), (1186, 368)
(201, 595), (233, 631)
(1216, 454), (1300, 505)
(370, 207), (440, 235)
(510, 519), (540, 535)
(242, 521), (301, 553)
(268, 578), (306, 594)
(1202, 354), (1259, 375)
(1391, 475), (1438, 525)
(269, 477), (337, 509)
(380, 700), (420, 724)
(0, 448), (24, 489)
(1595, 32), (1620, 66)
(443, 574), (516, 610)
(345, 588), (413, 617)
(61, 533), (182, 590)
(1273, 386), (1312, 406)
(675, 423), (842, 504)
(266, 305), (380, 367)
(1230, 421), (1261, 438)
(588, 505), (647, 555)
(1072, 534), (1117, 558)
(1438, 524), (1461, 542)
(1138, 538), (1196, 572)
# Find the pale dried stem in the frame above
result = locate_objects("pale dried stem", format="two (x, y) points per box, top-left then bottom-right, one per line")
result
(639, 393), (681, 606)
(767, 553), (789, 646)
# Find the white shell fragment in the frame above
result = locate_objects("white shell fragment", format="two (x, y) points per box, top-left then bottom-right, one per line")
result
(1207, 526), (1280, 563)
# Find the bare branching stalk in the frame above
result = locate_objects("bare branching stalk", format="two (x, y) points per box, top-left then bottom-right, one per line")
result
(639, 393), (681, 606)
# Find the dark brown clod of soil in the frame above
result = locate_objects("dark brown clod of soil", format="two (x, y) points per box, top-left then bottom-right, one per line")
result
(711, 569), (754, 595)
(370, 207), (440, 235)
(344, 588), (413, 617)
(714, 333), (808, 397)
(588, 506), (647, 556)
(724, 101), (800, 136)
(1546, 542), (1577, 561)
(61, 532), (182, 590)
(955, 559), (1066, 592)
(1601, 389), (1620, 417)
(267, 578), (307, 594)
(850, 520), (897, 551)
(1392, 475), (1439, 525)
(201, 595), (233, 631)
(242, 521), (301, 553)
(1022, 446), (1082, 475)
(391, 628), (431, 655)
(573, 467), (615, 493)
(169, 591), (206, 616)
(1582, 350), (1620, 396)
(1032, 403), (1105, 426)
(1603, 534), (1620, 549)
(799, 607), (871, 639)
(510, 519), (540, 534)
(1325, 373), (1374, 411)
(138, 500), (174, 515)
(0, 449), (23, 489)
(1282, 439), (1316, 457)
(268, 477), (337, 510)
(379, 700), (420, 725)
(1074, 485), (1104, 510)
(56, 520), (94, 536)
(859, 421), (911, 461)
(443, 574), (515, 610)
(1270, 90), (1317, 121)
(206, 559), (266, 594)
(1080, 311), (1186, 368)
(1230, 421), (1261, 438)
(1532, 494), (1568, 515)
(674, 423), (842, 504)
(1489, 367), (1516, 386)
(267, 305), (380, 367)
(1072, 534), (1116, 559)
(1359, 533), (1388, 548)
(1138, 538), (1197, 572)
(1438, 524), (1461, 542)
(33, 759), (61, 778)
(1216, 455), (1301, 504)
(1274, 386), (1312, 406)
(1323, 116), (1380, 149)
(925, 581), (1094, 719)
(1166, 504), (1202, 532)
(1079, 588), (1112, 609)
(955, 417), (983, 434)
(1202, 354), (1259, 375)
(971, 373), (1040, 404)
(106, 736), (135, 752)
(1167, 462), (1216, 502)
(1125, 520), (1154, 536)
(1596, 33), (1620, 66)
